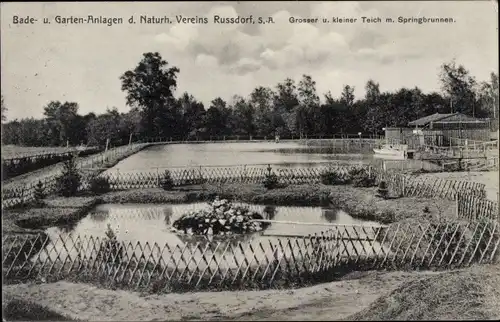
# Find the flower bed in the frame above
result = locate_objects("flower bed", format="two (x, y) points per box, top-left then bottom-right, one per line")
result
(172, 197), (269, 235)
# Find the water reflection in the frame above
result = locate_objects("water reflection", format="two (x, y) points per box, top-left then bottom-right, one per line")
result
(263, 205), (277, 220)
(40, 203), (390, 271)
(103, 142), (375, 173)
(163, 207), (172, 226)
(89, 209), (110, 222)
(321, 208), (338, 222)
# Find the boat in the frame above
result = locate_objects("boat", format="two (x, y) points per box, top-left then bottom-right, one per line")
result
(373, 144), (414, 159)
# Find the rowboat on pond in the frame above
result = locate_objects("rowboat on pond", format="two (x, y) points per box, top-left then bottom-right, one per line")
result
(373, 144), (415, 159)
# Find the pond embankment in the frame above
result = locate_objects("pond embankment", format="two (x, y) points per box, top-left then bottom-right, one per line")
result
(3, 182), (456, 236)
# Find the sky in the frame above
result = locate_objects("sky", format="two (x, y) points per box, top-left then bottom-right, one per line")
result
(1, 1), (498, 121)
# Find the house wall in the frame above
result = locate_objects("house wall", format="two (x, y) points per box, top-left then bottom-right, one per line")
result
(384, 127), (490, 148)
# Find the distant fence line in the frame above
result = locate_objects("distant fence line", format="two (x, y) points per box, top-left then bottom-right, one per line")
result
(1, 146), (100, 161)
(2, 147), (103, 181)
(3, 220), (499, 291)
(1, 143), (150, 209)
(139, 134), (384, 143)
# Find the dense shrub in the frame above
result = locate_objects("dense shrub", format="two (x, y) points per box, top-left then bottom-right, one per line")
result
(377, 181), (389, 199)
(89, 175), (111, 194)
(33, 180), (45, 207)
(320, 168), (348, 185)
(159, 170), (174, 190)
(97, 223), (123, 265)
(350, 167), (377, 187)
(172, 197), (269, 235)
(263, 165), (280, 190)
(57, 155), (81, 197)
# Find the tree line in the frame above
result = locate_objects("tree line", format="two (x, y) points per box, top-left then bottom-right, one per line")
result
(1, 52), (498, 147)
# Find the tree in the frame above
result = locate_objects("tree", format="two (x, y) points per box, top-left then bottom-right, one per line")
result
(230, 95), (255, 136)
(120, 52), (180, 138)
(476, 72), (499, 121)
(362, 80), (383, 134)
(340, 85), (355, 108)
(85, 108), (126, 147)
(178, 92), (206, 139)
(205, 97), (231, 138)
(339, 85), (356, 134)
(1, 95), (6, 122)
(321, 92), (349, 135)
(43, 101), (79, 146)
(250, 86), (275, 136)
(297, 75), (320, 136)
(439, 60), (477, 115)
(274, 78), (299, 136)
(422, 92), (449, 115)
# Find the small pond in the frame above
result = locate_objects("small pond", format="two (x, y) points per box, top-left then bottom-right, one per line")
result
(41, 203), (389, 270)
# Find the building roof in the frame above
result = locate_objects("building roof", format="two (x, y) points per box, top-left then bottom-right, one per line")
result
(408, 113), (487, 127)
(408, 113), (455, 126)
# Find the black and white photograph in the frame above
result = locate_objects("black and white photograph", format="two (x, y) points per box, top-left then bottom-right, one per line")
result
(1, 1), (499, 320)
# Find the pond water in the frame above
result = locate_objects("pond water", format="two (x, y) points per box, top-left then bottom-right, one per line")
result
(104, 142), (370, 173)
(103, 142), (436, 174)
(45, 203), (381, 245)
(41, 203), (390, 269)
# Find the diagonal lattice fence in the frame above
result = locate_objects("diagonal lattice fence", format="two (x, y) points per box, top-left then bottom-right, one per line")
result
(3, 220), (499, 292)
(457, 192), (499, 222)
(377, 170), (487, 200)
(1, 144), (150, 209)
(99, 165), (486, 201)
(2, 163), (488, 209)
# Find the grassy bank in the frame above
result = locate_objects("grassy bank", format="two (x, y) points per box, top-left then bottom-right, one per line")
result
(3, 196), (99, 231)
(345, 264), (500, 320)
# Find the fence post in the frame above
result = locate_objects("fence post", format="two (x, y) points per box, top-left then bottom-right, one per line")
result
(455, 193), (459, 219)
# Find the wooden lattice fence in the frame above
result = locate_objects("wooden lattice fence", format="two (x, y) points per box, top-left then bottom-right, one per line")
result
(3, 163), (487, 209)
(457, 192), (499, 222)
(376, 170), (486, 200)
(3, 221), (499, 292)
(1, 144), (149, 209)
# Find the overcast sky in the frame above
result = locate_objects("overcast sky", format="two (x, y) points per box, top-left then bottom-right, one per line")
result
(1, 1), (498, 121)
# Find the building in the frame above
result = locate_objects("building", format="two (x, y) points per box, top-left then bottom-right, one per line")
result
(385, 113), (491, 148)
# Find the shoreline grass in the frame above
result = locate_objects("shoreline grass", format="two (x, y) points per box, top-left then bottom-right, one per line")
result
(3, 182), (456, 235)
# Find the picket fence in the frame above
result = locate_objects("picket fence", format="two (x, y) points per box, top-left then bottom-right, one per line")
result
(3, 220), (499, 291)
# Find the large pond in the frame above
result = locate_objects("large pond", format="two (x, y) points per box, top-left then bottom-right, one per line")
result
(41, 203), (390, 268)
(103, 142), (437, 174)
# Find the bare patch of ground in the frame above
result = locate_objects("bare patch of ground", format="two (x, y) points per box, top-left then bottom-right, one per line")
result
(2, 270), (438, 321)
(3, 265), (499, 321)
